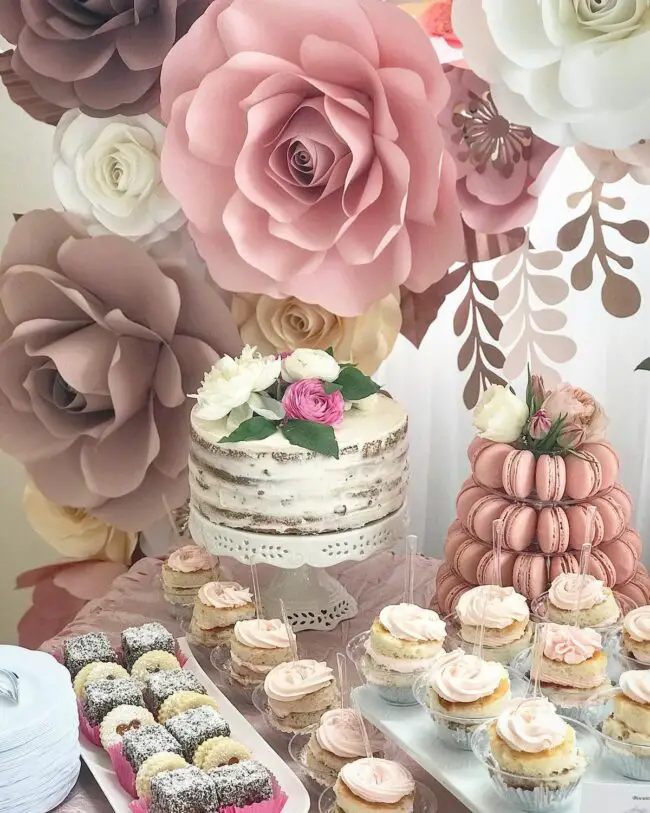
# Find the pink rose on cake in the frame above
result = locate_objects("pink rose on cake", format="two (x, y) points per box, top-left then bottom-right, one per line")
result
(542, 385), (607, 444)
(282, 380), (345, 426)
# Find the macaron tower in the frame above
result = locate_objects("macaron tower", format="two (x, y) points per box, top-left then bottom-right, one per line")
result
(436, 374), (649, 614)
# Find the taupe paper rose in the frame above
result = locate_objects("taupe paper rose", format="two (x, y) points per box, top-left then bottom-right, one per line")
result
(0, 210), (242, 530)
(0, 0), (210, 117)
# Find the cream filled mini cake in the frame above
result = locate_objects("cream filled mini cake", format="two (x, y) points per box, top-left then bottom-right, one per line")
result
(456, 585), (532, 662)
(334, 758), (415, 813)
(621, 605), (650, 664)
(189, 347), (408, 535)
(230, 618), (296, 687)
(263, 658), (337, 732)
(428, 650), (511, 721)
(304, 708), (383, 785)
(533, 623), (608, 690)
(189, 581), (255, 647)
(603, 670), (650, 749)
(162, 545), (217, 607)
(546, 573), (620, 628)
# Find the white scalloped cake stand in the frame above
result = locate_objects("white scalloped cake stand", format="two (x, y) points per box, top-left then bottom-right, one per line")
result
(189, 503), (408, 631)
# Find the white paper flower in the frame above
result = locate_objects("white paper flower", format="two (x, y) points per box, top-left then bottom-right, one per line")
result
(453, 0), (650, 149)
(53, 109), (186, 244)
(281, 349), (341, 384)
(473, 385), (529, 443)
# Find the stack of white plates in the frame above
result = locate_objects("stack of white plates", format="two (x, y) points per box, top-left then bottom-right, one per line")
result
(0, 646), (80, 812)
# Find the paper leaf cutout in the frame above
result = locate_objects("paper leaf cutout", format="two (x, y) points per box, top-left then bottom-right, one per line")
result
(636, 357), (650, 372)
(494, 235), (576, 385)
(399, 265), (468, 348)
(0, 51), (65, 125)
(557, 180), (645, 318)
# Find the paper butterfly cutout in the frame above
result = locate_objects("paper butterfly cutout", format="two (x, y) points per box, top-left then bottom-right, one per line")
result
(0, 669), (20, 704)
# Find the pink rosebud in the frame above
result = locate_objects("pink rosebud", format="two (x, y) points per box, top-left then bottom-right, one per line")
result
(282, 380), (345, 426)
(276, 351), (293, 360)
(529, 409), (552, 439)
(530, 374), (547, 405)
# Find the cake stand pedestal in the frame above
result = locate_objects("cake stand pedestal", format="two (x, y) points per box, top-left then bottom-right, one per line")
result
(189, 503), (408, 631)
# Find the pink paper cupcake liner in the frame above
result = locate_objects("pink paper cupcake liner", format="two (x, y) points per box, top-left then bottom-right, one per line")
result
(77, 698), (102, 747)
(127, 777), (287, 813)
(108, 742), (137, 797)
(129, 799), (149, 813)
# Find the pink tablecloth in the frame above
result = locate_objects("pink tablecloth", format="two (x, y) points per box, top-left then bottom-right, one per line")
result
(46, 552), (468, 813)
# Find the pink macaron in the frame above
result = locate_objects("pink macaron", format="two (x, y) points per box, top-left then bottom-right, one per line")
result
(591, 495), (626, 542)
(445, 582), (473, 614)
(588, 549), (618, 588)
(464, 494), (511, 543)
(500, 503), (537, 552)
(608, 483), (633, 524)
(476, 549), (518, 587)
(435, 564), (465, 615)
(581, 442), (619, 492)
(471, 441), (513, 490)
(537, 506), (570, 554)
(456, 481), (491, 526)
(616, 577), (648, 609)
(502, 449), (536, 500)
(565, 503), (605, 550)
(513, 553), (548, 600)
(615, 592), (638, 615)
(565, 452), (603, 500)
(453, 539), (489, 585)
(535, 454), (567, 502)
(549, 553), (580, 582)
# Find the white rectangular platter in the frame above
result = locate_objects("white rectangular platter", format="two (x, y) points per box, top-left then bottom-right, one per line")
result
(80, 637), (310, 813)
(354, 685), (628, 813)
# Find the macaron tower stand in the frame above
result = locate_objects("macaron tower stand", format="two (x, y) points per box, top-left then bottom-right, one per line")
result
(435, 433), (650, 617)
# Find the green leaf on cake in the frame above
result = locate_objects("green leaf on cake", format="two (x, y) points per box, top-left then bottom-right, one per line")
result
(636, 357), (650, 372)
(323, 382), (343, 394)
(325, 346), (335, 357)
(220, 416), (279, 443)
(335, 366), (380, 401)
(281, 419), (339, 459)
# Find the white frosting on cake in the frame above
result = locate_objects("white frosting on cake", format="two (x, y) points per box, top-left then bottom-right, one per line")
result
(189, 394), (408, 534)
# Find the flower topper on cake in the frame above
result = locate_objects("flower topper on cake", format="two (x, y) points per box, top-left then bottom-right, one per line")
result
(192, 346), (380, 459)
(473, 370), (607, 456)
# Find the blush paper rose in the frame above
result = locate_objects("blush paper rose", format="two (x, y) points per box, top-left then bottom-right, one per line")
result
(160, 0), (464, 316)
(282, 380), (345, 426)
(0, 210), (242, 531)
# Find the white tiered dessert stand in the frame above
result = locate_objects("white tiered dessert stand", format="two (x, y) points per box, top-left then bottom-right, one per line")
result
(189, 503), (408, 631)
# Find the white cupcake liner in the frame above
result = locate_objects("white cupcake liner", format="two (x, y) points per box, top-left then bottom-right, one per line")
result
(554, 697), (611, 728)
(433, 715), (481, 751)
(605, 745), (650, 781)
(489, 770), (582, 812)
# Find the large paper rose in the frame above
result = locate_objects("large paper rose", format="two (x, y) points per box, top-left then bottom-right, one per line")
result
(160, 0), (464, 317)
(453, 0), (650, 149)
(0, 0), (210, 117)
(233, 292), (400, 375)
(54, 110), (185, 245)
(0, 210), (242, 530)
(438, 64), (559, 233)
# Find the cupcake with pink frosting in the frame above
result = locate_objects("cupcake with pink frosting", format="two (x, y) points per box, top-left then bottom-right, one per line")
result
(161, 545), (218, 607)
(544, 573), (620, 629)
(229, 618), (297, 688)
(621, 605), (650, 665)
(601, 670), (650, 779)
(303, 708), (383, 786)
(263, 659), (338, 733)
(333, 758), (415, 813)
(189, 581), (255, 647)
(455, 585), (532, 664)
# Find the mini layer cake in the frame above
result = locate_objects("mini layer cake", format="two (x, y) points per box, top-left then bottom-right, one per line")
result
(364, 603), (446, 688)
(264, 659), (337, 732)
(456, 585), (532, 663)
(622, 606), (650, 664)
(209, 761), (274, 808)
(334, 758), (415, 813)
(190, 582), (255, 647)
(547, 573), (620, 628)
(83, 678), (145, 727)
(490, 697), (585, 788)
(143, 670), (206, 717)
(230, 618), (296, 687)
(162, 545), (218, 607)
(63, 632), (118, 678)
(150, 766), (217, 813)
(163, 706), (231, 761)
(603, 670), (650, 748)
(122, 724), (183, 774)
(534, 623), (608, 690)
(121, 623), (176, 671)
(305, 708), (383, 785)
(429, 650), (511, 720)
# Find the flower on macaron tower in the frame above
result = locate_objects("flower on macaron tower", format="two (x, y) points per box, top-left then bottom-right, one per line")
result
(192, 347), (381, 459)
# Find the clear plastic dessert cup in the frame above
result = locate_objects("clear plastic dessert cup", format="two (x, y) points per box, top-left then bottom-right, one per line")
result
(251, 682), (324, 737)
(444, 612), (533, 666)
(615, 630), (650, 674)
(471, 715), (601, 811)
(318, 780), (437, 813)
(209, 644), (258, 703)
(597, 721), (650, 781)
(531, 592), (625, 645)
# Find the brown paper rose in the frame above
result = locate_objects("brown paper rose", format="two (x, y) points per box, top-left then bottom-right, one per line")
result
(0, 210), (242, 530)
(232, 293), (401, 375)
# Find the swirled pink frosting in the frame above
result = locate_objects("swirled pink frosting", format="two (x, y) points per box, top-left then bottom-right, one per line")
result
(167, 545), (214, 573)
(549, 573), (606, 611)
(316, 709), (383, 759)
(198, 581), (252, 608)
(624, 607), (650, 642)
(264, 659), (334, 702)
(620, 670), (650, 704)
(430, 649), (507, 703)
(496, 697), (567, 753)
(339, 758), (414, 804)
(379, 603), (446, 642)
(543, 623), (602, 665)
(457, 586), (529, 629)
(234, 618), (295, 650)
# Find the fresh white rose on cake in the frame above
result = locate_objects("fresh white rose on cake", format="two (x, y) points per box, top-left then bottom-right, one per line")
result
(53, 110), (185, 244)
(453, 0), (650, 148)
(281, 348), (341, 383)
(474, 385), (529, 443)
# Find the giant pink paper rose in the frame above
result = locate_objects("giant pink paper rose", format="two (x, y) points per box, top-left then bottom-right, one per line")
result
(160, 0), (464, 317)
(0, 210), (242, 531)
(438, 65), (559, 234)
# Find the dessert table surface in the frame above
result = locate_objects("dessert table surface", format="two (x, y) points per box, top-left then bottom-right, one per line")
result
(45, 551), (469, 813)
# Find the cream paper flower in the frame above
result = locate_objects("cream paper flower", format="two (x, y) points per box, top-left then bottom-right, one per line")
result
(453, 0), (650, 149)
(232, 293), (401, 375)
(23, 482), (138, 565)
